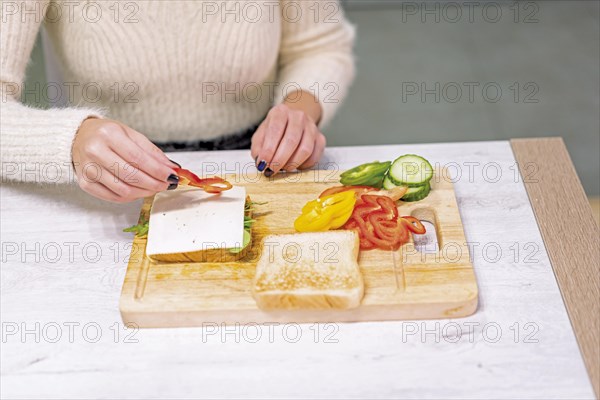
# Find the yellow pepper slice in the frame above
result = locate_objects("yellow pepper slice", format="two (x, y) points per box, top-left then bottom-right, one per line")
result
(294, 191), (356, 232)
(330, 205), (355, 229)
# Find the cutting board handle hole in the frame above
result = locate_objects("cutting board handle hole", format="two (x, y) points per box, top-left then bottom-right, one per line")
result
(409, 208), (440, 254)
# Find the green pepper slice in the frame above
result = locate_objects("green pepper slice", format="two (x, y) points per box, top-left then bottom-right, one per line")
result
(340, 161), (391, 188)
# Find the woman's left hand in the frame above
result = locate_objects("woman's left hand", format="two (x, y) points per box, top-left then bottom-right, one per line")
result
(251, 92), (325, 177)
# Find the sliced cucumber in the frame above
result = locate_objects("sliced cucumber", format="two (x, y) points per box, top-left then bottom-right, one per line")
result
(388, 154), (433, 187)
(401, 183), (431, 202)
(385, 173), (430, 201)
(382, 175), (397, 190)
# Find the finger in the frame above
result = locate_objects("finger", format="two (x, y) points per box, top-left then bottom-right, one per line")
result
(283, 125), (316, 172)
(299, 132), (326, 170)
(123, 125), (177, 168)
(268, 110), (305, 175)
(78, 178), (122, 203)
(250, 120), (268, 161)
(96, 167), (159, 202)
(257, 105), (288, 168)
(108, 130), (177, 183)
(93, 149), (171, 193)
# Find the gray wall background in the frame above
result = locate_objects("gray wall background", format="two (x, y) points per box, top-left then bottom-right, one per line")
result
(23, 1), (600, 194)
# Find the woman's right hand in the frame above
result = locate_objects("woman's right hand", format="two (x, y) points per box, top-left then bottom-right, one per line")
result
(72, 118), (180, 203)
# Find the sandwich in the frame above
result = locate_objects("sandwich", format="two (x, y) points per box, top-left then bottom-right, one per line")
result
(144, 185), (254, 263)
(252, 230), (364, 310)
(145, 185), (254, 262)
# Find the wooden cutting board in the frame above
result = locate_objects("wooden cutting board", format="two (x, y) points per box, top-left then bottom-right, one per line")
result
(120, 169), (478, 327)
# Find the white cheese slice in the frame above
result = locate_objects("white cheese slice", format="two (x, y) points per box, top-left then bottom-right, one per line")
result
(146, 186), (246, 257)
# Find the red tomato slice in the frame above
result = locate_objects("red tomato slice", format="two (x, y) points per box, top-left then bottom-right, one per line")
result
(401, 216), (427, 234)
(319, 186), (378, 199)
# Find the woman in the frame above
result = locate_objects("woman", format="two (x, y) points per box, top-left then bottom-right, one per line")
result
(1, 0), (355, 202)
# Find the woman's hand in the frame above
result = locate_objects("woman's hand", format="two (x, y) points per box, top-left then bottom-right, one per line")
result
(72, 118), (179, 203)
(251, 91), (326, 177)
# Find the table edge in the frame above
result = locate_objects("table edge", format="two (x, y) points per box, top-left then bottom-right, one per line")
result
(510, 137), (600, 397)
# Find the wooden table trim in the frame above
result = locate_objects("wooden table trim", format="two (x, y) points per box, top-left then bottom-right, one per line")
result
(511, 137), (600, 397)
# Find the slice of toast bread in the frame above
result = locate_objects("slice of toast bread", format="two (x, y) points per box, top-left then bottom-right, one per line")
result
(252, 231), (364, 310)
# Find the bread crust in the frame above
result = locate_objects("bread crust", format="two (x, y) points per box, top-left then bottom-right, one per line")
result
(147, 240), (252, 263)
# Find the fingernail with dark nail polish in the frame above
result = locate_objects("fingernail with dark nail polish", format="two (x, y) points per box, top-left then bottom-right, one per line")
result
(168, 183), (178, 191)
(168, 159), (182, 168)
(264, 168), (274, 178)
(168, 174), (179, 184)
(257, 160), (267, 172)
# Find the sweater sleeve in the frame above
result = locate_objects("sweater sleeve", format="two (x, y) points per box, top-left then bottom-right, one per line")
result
(275, 0), (356, 128)
(1, 0), (104, 184)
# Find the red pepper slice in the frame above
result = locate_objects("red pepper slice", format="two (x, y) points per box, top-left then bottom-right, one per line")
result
(369, 213), (400, 241)
(353, 203), (381, 220)
(344, 218), (357, 229)
(359, 235), (377, 250)
(356, 214), (402, 251)
(342, 218), (376, 250)
(401, 216), (426, 234)
(369, 211), (409, 250)
(174, 167), (233, 193)
(342, 193), (423, 251)
(375, 195), (399, 219)
(357, 195), (398, 219)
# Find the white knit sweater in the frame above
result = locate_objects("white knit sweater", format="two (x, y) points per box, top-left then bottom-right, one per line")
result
(1, 0), (355, 184)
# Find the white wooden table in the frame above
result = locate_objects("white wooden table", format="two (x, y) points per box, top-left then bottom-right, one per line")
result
(1, 140), (597, 399)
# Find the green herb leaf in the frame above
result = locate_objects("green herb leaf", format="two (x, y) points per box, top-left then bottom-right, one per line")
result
(123, 218), (149, 238)
(229, 230), (251, 254)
